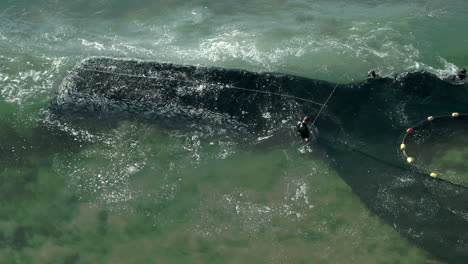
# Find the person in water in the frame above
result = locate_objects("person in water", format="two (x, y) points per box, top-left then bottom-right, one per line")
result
(456, 68), (466, 80)
(297, 116), (311, 142)
(368, 70), (378, 79)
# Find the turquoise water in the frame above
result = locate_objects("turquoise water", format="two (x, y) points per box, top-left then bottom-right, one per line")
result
(1, 0), (467, 263)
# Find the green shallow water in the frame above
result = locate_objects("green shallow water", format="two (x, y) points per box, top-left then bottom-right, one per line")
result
(1, 0), (467, 263)
(0, 104), (438, 263)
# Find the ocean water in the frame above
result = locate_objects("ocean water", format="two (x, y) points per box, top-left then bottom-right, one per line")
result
(1, 0), (467, 263)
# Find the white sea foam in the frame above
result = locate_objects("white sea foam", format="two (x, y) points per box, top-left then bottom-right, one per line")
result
(81, 39), (105, 50)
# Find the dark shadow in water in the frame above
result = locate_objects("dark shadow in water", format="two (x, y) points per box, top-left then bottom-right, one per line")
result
(0, 100), (91, 254)
(50, 57), (468, 263)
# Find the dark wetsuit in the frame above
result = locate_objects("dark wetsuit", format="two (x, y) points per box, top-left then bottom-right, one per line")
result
(297, 121), (310, 140)
(368, 71), (377, 79)
(457, 71), (466, 80)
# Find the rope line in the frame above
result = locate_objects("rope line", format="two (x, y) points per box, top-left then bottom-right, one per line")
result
(80, 68), (324, 106)
(221, 86), (324, 106)
(312, 84), (338, 126)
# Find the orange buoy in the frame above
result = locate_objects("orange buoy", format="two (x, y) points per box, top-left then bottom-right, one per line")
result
(427, 116), (434, 121)
(407, 157), (414, 163)
(406, 128), (413, 134)
(452, 112), (460, 117)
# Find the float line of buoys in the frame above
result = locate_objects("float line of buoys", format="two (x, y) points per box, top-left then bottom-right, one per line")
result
(400, 112), (463, 179)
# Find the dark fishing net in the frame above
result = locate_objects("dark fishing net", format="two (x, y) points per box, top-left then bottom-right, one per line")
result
(402, 114), (468, 187)
(51, 57), (468, 263)
(50, 57), (333, 143)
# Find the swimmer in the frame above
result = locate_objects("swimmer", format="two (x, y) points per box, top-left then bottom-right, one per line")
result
(368, 70), (377, 79)
(297, 116), (311, 142)
(456, 68), (466, 80)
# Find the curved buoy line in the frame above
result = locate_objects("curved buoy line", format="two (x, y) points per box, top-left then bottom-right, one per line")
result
(79, 68), (325, 107)
(400, 112), (465, 182)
